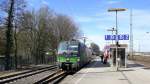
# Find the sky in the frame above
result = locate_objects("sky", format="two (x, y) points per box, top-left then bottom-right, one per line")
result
(27, 0), (150, 52)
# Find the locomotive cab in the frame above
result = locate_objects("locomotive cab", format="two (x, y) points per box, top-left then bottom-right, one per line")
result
(57, 41), (80, 71)
(57, 40), (91, 72)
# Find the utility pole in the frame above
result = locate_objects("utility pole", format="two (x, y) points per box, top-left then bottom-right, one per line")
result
(115, 10), (119, 71)
(130, 9), (134, 60)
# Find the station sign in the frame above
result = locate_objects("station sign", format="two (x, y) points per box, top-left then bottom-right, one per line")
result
(105, 34), (129, 40)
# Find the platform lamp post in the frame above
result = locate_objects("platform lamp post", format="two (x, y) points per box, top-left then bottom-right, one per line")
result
(108, 8), (126, 71)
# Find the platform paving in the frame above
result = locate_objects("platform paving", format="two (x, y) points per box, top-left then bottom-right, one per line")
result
(60, 57), (150, 84)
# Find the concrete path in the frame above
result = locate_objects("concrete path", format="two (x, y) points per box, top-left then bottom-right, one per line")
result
(60, 57), (150, 84)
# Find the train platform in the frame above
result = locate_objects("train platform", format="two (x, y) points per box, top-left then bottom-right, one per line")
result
(60, 57), (150, 84)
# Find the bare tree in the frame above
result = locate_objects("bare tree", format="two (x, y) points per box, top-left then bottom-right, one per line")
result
(13, 0), (26, 69)
(4, 0), (15, 70)
(91, 43), (100, 56)
(5, 5), (80, 66)
(17, 10), (37, 65)
(0, 0), (26, 70)
(0, 27), (6, 55)
(0, 0), (80, 70)
(55, 14), (79, 42)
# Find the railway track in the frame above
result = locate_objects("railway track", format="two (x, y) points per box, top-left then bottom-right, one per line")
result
(34, 70), (68, 84)
(0, 65), (57, 84)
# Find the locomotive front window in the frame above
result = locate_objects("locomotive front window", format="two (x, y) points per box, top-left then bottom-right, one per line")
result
(58, 42), (67, 51)
(68, 46), (78, 51)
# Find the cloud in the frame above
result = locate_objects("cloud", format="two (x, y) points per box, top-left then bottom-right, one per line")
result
(86, 34), (106, 50)
(107, 0), (121, 4)
(75, 16), (95, 23)
(132, 10), (150, 29)
(41, 0), (49, 5)
(113, 9), (150, 52)
(27, 0), (49, 7)
(74, 13), (113, 23)
(74, 9), (150, 52)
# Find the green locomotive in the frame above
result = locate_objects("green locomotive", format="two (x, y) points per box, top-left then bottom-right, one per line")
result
(57, 40), (91, 71)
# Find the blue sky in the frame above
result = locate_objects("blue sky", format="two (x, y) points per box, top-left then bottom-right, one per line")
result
(27, 0), (150, 52)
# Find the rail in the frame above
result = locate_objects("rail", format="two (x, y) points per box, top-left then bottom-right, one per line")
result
(34, 70), (67, 84)
(0, 65), (57, 84)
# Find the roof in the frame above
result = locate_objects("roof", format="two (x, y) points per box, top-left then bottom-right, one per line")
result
(110, 44), (128, 48)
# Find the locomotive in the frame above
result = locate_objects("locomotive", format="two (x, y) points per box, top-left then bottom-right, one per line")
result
(57, 40), (92, 71)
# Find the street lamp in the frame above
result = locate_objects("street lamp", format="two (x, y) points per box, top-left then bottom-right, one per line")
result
(108, 8), (126, 41)
(108, 8), (126, 71)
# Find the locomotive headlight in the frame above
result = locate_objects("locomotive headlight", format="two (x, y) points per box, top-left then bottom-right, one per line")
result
(77, 58), (80, 61)
(66, 58), (69, 61)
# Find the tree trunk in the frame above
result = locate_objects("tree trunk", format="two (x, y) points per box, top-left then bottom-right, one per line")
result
(5, 0), (14, 70)
(14, 26), (18, 69)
